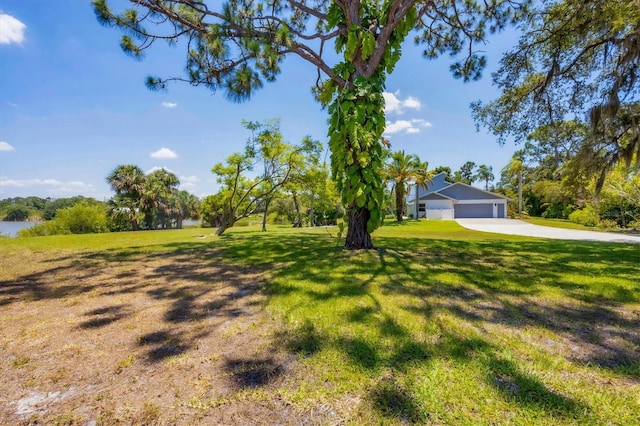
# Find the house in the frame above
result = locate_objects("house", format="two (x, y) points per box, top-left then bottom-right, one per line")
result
(406, 172), (509, 219)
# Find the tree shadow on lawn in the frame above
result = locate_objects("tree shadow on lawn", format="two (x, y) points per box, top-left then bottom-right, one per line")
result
(1, 231), (638, 423)
(228, 233), (638, 422)
(0, 243), (281, 377)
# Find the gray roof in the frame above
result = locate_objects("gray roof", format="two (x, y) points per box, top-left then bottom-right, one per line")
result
(407, 173), (508, 203)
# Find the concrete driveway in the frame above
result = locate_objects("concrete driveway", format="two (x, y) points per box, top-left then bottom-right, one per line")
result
(455, 219), (640, 244)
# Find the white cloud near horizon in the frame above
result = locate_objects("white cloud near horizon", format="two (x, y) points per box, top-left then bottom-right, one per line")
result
(150, 148), (178, 159)
(0, 13), (26, 45)
(178, 175), (199, 190)
(0, 141), (15, 151)
(0, 178), (93, 188)
(384, 119), (432, 135)
(146, 166), (176, 175)
(161, 102), (178, 108)
(383, 91), (421, 115)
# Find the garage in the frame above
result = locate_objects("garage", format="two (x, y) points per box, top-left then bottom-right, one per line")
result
(454, 203), (493, 218)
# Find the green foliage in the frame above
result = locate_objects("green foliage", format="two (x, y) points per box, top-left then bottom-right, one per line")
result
(453, 161), (476, 185)
(3, 204), (31, 221)
(568, 206), (599, 227)
(384, 151), (431, 221)
(106, 164), (195, 231)
(474, 164), (494, 190)
(207, 119), (300, 235)
(473, 0), (640, 192)
(20, 201), (108, 236)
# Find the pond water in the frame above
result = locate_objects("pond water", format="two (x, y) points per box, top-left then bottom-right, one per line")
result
(0, 221), (41, 237)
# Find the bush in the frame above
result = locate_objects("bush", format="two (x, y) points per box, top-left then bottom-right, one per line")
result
(19, 201), (108, 236)
(55, 201), (108, 233)
(19, 221), (69, 237)
(568, 206), (599, 227)
(597, 219), (619, 231)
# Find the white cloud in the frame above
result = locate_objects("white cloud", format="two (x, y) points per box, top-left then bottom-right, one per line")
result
(384, 119), (433, 135)
(146, 166), (175, 175)
(0, 13), (26, 45)
(161, 102), (178, 108)
(384, 120), (413, 134)
(0, 141), (15, 151)
(179, 175), (199, 183)
(150, 148), (178, 159)
(0, 178), (65, 187)
(383, 91), (421, 115)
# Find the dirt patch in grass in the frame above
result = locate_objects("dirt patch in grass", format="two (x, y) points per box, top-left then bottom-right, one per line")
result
(0, 247), (328, 425)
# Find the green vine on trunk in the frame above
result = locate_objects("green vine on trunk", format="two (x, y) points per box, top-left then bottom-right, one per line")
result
(322, 4), (417, 248)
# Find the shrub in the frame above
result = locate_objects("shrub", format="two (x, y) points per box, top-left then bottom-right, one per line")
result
(19, 201), (108, 236)
(568, 206), (599, 227)
(19, 221), (69, 237)
(55, 201), (108, 233)
(597, 219), (619, 231)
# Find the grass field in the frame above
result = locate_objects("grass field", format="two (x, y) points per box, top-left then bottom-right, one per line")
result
(1, 221), (639, 425)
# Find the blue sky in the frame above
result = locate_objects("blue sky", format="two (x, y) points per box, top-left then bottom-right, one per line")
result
(0, 1), (519, 201)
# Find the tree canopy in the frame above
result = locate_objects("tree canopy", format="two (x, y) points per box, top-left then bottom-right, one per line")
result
(472, 0), (640, 192)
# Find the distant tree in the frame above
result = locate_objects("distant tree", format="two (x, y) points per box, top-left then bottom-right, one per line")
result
(43, 196), (95, 221)
(106, 164), (146, 230)
(3, 204), (30, 221)
(241, 119), (291, 232)
(502, 157), (525, 214)
(475, 164), (494, 190)
(143, 168), (180, 228)
(170, 190), (200, 229)
(209, 121), (298, 235)
(94, 0), (530, 249)
(432, 166), (452, 177)
(453, 161), (476, 185)
(384, 151), (432, 221)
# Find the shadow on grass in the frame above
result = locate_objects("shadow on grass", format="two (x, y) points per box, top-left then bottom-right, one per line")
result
(218, 232), (637, 421)
(0, 241), (268, 365)
(1, 229), (638, 421)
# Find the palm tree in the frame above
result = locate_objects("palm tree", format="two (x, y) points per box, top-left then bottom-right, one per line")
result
(106, 165), (146, 230)
(475, 164), (495, 190)
(502, 157), (525, 214)
(384, 151), (432, 221)
(106, 164), (146, 196)
(144, 168), (180, 228)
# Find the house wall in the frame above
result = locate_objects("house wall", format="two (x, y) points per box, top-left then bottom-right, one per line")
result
(426, 209), (454, 220)
(425, 199), (453, 210)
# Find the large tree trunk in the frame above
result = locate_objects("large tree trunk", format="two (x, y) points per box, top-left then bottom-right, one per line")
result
(215, 213), (235, 236)
(345, 207), (374, 250)
(395, 186), (404, 222)
(309, 193), (315, 227)
(292, 191), (303, 228)
(261, 197), (272, 232)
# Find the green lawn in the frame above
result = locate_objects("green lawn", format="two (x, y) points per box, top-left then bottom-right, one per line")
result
(1, 221), (639, 425)
(521, 217), (596, 231)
